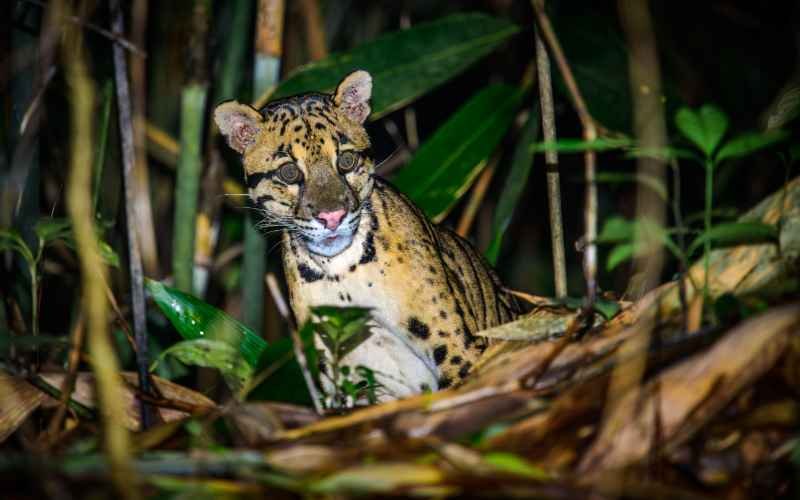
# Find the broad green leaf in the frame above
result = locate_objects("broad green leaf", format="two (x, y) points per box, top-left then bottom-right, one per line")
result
(393, 84), (525, 220)
(483, 452), (549, 480)
(153, 338), (253, 394)
(246, 326), (316, 405)
(530, 137), (632, 154)
(34, 218), (72, 244)
(271, 13), (519, 119)
(146, 279), (267, 369)
(551, 8), (633, 132)
(687, 222), (778, 256)
(715, 130), (790, 163)
(486, 110), (540, 265)
(675, 105), (729, 157)
(594, 172), (668, 201)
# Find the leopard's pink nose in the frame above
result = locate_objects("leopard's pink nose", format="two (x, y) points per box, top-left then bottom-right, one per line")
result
(316, 209), (346, 230)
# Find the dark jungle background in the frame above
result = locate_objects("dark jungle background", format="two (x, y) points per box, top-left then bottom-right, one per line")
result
(1, 0), (799, 497)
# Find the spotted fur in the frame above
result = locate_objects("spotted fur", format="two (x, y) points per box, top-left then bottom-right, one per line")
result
(215, 71), (521, 402)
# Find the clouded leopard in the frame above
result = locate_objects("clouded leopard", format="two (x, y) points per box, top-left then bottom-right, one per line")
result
(215, 70), (521, 403)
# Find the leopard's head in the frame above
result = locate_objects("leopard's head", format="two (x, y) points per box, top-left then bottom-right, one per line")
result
(214, 71), (374, 257)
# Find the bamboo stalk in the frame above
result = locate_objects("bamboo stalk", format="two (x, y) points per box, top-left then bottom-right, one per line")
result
(62, 4), (137, 495)
(173, 85), (207, 293)
(241, 0), (286, 333)
(532, 0), (599, 309)
(110, 0), (152, 428)
(533, 15), (568, 299)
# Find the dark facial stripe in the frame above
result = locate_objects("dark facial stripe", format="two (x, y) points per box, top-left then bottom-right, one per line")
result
(246, 170), (278, 189)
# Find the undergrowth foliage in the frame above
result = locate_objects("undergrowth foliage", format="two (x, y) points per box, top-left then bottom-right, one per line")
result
(1, 0), (799, 497)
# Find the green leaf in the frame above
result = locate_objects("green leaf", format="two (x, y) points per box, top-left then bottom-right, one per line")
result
(597, 216), (634, 243)
(483, 452), (549, 480)
(97, 240), (120, 268)
(485, 110), (540, 265)
(606, 243), (635, 271)
(153, 338), (253, 394)
(626, 146), (702, 164)
(311, 306), (372, 358)
(0, 229), (34, 264)
(675, 105), (729, 157)
(599, 217), (684, 270)
(594, 172), (668, 201)
(146, 279), (268, 370)
(393, 84), (525, 220)
(551, 8), (634, 132)
(687, 222), (778, 256)
(272, 13), (519, 119)
(715, 130), (790, 163)
(34, 218), (72, 244)
(530, 137), (632, 154)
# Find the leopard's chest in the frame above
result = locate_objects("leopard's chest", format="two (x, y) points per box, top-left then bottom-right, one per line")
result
(284, 226), (447, 400)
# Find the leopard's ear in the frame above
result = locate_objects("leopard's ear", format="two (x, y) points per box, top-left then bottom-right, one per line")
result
(214, 101), (263, 154)
(333, 70), (372, 124)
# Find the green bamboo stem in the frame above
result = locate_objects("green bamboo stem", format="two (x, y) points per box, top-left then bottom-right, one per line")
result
(241, 0), (285, 333)
(172, 85), (208, 293)
(92, 80), (114, 214)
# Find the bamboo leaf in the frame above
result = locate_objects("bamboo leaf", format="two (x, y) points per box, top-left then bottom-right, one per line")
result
(146, 279), (268, 370)
(607, 243), (635, 271)
(393, 85), (525, 220)
(530, 137), (632, 153)
(687, 222), (779, 256)
(272, 13), (519, 119)
(486, 110), (540, 264)
(715, 130), (790, 163)
(675, 105), (729, 157)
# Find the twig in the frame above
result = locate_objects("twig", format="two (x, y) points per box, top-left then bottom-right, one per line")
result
(265, 274), (323, 413)
(265, 273), (295, 330)
(21, 0), (146, 56)
(110, 0), (152, 429)
(45, 313), (85, 441)
(533, 19), (568, 298)
(456, 156), (498, 237)
(532, 0), (598, 310)
(61, 5), (138, 495)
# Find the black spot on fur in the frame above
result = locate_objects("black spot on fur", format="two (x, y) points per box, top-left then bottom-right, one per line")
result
(408, 317), (430, 340)
(297, 263), (323, 283)
(359, 231), (376, 264)
(368, 282), (373, 287)
(450, 356), (462, 365)
(439, 376), (452, 389)
(349, 265), (357, 272)
(338, 292), (345, 301)
(458, 362), (472, 379)
(293, 124), (303, 132)
(439, 310), (448, 319)
(428, 265), (438, 275)
(438, 330), (449, 338)
(433, 345), (448, 365)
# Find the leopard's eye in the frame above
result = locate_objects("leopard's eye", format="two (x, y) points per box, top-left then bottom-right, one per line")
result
(278, 162), (302, 184)
(337, 151), (358, 173)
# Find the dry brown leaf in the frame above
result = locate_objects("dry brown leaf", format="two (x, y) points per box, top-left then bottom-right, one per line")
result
(265, 444), (344, 474)
(40, 371), (216, 431)
(578, 302), (800, 476)
(0, 373), (52, 443)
